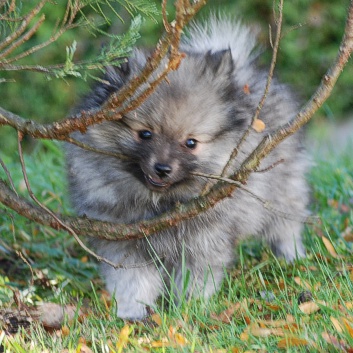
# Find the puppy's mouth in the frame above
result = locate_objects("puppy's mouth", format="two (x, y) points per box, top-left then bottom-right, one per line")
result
(144, 174), (171, 190)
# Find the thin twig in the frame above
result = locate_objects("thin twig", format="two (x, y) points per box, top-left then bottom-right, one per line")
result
(16, 251), (34, 287)
(201, 0), (284, 196)
(0, 0), (206, 138)
(16, 131), (151, 269)
(0, 14), (45, 60)
(254, 158), (284, 173)
(162, 0), (171, 33)
(0, 0), (46, 52)
(64, 137), (130, 161)
(0, 157), (18, 196)
(192, 171), (312, 223)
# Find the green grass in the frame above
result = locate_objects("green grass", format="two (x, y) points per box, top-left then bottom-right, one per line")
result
(1, 136), (353, 352)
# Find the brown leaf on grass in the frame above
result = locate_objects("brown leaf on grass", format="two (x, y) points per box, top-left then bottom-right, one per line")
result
(252, 119), (266, 133)
(298, 300), (326, 314)
(342, 318), (353, 338)
(264, 303), (281, 311)
(321, 236), (339, 258)
(257, 315), (296, 329)
(150, 338), (169, 348)
(116, 325), (130, 350)
(210, 302), (241, 324)
(294, 278), (320, 292)
(322, 331), (348, 350)
(151, 313), (162, 327)
(343, 227), (353, 242)
(167, 326), (188, 346)
(277, 336), (309, 348)
(330, 316), (344, 333)
(173, 332), (188, 346)
(61, 325), (70, 337)
(251, 327), (285, 337)
(239, 331), (249, 341)
(77, 344), (94, 353)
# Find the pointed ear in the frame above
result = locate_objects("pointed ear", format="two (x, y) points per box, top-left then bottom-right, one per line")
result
(205, 49), (234, 77)
(105, 58), (131, 87)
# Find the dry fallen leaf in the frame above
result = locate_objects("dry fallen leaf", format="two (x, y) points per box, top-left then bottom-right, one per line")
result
(277, 336), (309, 348)
(173, 332), (188, 346)
(252, 119), (266, 133)
(322, 331), (348, 350)
(210, 302), (240, 324)
(150, 337), (169, 348)
(294, 277), (312, 290)
(343, 227), (353, 242)
(342, 318), (353, 338)
(330, 316), (344, 333)
(240, 331), (249, 341)
(298, 301), (326, 314)
(61, 325), (70, 337)
(116, 325), (130, 351)
(251, 327), (285, 337)
(77, 344), (93, 353)
(151, 313), (162, 327)
(321, 236), (339, 258)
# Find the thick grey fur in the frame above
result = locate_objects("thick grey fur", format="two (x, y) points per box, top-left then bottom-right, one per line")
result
(66, 17), (309, 319)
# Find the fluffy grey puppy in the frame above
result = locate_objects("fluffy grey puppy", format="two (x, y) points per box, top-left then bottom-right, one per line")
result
(66, 18), (309, 319)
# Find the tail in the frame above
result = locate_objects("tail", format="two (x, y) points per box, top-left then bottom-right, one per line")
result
(181, 16), (258, 69)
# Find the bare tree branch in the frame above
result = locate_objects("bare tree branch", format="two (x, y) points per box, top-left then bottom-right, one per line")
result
(0, 0), (352, 245)
(16, 131), (153, 269)
(0, 0), (206, 139)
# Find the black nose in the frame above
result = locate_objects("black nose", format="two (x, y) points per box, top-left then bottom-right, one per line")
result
(154, 163), (172, 177)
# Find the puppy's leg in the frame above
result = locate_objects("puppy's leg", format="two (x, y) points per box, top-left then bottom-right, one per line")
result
(97, 241), (163, 320)
(267, 218), (305, 262)
(102, 264), (162, 319)
(171, 236), (234, 302)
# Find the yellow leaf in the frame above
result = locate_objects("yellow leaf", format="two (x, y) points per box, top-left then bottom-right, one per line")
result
(77, 344), (93, 353)
(330, 316), (344, 333)
(252, 119), (266, 133)
(151, 313), (162, 326)
(210, 302), (240, 323)
(322, 236), (338, 258)
(294, 277), (311, 290)
(249, 327), (273, 337)
(240, 331), (249, 341)
(174, 333), (188, 346)
(345, 302), (353, 309)
(168, 325), (176, 340)
(277, 336), (309, 348)
(342, 227), (353, 241)
(116, 325), (130, 352)
(321, 331), (347, 349)
(62, 325), (70, 337)
(298, 301), (321, 314)
(342, 318), (353, 338)
(151, 338), (169, 348)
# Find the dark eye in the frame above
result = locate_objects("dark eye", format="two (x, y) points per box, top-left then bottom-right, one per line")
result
(185, 138), (197, 149)
(138, 130), (152, 140)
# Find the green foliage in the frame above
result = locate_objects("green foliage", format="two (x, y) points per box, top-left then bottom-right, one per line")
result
(203, 0), (353, 118)
(0, 141), (98, 303)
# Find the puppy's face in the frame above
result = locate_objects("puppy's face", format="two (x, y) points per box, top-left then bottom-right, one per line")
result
(89, 50), (250, 196)
(122, 120), (200, 193)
